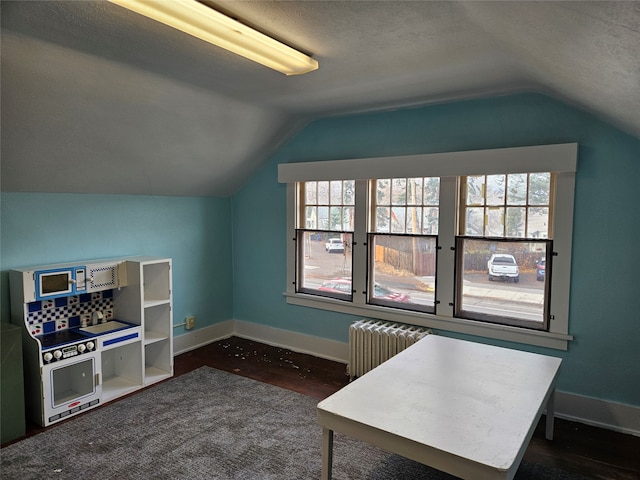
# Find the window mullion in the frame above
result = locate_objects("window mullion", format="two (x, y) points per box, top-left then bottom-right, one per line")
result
(286, 183), (297, 295)
(351, 179), (369, 306)
(436, 176), (457, 317)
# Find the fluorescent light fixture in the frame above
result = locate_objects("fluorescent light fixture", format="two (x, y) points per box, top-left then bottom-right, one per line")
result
(109, 0), (318, 75)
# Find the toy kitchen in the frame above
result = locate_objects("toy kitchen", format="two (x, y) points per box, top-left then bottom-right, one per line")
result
(10, 256), (174, 427)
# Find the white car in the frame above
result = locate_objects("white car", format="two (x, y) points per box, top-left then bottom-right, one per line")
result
(488, 254), (519, 282)
(325, 238), (344, 253)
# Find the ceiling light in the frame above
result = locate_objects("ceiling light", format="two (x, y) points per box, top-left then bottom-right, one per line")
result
(109, 0), (318, 75)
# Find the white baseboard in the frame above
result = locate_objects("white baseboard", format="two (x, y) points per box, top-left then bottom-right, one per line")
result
(555, 391), (640, 437)
(173, 320), (234, 355)
(173, 319), (639, 436)
(232, 319), (349, 363)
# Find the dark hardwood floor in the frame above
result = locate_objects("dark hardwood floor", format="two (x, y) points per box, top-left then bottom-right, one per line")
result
(7, 336), (639, 480)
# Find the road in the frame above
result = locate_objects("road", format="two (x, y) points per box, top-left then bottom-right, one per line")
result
(301, 238), (545, 322)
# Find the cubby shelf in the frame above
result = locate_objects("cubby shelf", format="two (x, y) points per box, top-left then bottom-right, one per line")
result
(116, 257), (174, 387)
(102, 377), (141, 403)
(144, 299), (170, 309)
(144, 331), (169, 345)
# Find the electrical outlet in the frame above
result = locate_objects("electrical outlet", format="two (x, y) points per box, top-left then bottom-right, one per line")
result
(186, 316), (196, 330)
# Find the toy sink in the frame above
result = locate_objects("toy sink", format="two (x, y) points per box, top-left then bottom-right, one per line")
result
(80, 321), (133, 335)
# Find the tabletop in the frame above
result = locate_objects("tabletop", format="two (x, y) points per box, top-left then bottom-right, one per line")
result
(317, 335), (562, 473)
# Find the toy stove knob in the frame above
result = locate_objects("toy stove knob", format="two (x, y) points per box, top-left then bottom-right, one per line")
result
(77, 343), (86, 353)
(86, 341), (95, 351)
(53, 350), (62, 360)
(43, 352), (53, 363)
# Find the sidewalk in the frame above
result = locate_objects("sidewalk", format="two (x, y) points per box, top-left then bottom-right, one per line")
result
(461, 282), (544, 307)
(379, 274), (544, 307)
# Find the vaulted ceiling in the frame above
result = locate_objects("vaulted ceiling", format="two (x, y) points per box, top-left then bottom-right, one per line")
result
(2, 1), (639, 196)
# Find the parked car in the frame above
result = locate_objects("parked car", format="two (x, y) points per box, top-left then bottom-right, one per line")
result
(536, 258), (546, 281)
(372, 283), (412, 303)
(325, 238), (345, 253)
(487, 254), (519, 282)
(318, 278), (352, 294)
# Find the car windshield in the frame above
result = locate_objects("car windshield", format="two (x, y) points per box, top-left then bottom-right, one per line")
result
(493, 256), (515, 264)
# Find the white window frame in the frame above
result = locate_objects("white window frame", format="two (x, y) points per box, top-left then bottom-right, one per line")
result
(279, 144), (577, 350)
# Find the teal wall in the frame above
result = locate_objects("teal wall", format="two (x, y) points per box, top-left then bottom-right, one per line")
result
(2, 93), (638, 408)
(232, 93), (640, 407)
(1, 193), (233, 333)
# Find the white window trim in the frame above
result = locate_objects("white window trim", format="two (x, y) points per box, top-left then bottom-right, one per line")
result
(281, 144), (577, 351)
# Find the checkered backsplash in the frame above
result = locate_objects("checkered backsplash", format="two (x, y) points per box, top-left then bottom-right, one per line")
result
(26, 290), (114, 336)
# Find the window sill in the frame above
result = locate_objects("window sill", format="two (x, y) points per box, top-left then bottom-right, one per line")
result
(283, 292), (573, 351)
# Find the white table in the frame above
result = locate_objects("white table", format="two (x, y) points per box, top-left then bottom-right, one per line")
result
(317, 335), (562, 480)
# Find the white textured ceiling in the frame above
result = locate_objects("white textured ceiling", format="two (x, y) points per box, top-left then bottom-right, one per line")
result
(2, 1), (639, 196)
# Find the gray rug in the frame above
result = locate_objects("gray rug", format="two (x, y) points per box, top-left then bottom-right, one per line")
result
(1, 367), (588, 479)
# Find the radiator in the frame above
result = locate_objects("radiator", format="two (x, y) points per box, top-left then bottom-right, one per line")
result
(348, 319), (431, 379)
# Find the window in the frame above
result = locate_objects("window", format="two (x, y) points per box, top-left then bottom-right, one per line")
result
(280, 143), (577, 350)
(368, 178), (439, 312)
(455, 173), (554, 330)
(295, 180), (354, 301)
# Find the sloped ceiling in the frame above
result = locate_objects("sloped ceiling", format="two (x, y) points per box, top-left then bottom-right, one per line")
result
(1, 1), (639, 196)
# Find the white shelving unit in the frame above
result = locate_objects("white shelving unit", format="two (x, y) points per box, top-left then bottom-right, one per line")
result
(115, 257), (174, 386)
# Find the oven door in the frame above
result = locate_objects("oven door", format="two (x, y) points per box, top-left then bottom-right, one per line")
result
(42, 353), (101, 426)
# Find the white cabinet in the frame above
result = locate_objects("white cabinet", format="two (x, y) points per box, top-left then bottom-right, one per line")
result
(115, 257), (173, 386)
(98, 327), (144, 403)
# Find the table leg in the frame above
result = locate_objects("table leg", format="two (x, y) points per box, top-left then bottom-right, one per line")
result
(322, 428), (334, 480)
(545, 388), (555, 441)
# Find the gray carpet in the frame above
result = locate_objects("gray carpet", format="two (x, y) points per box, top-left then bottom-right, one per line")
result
(1, 366), (589, 479)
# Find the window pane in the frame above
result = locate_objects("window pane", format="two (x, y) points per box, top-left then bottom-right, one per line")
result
(455, 237), (550, 330)
(529, 173), (550, 205)
(423, 177), (440, 205)
(466, 176), (485, 205)
(305, 182), (317, 204)
(342, 206), (354, 231)
(305, 206), (316, 229)
(296, 230), (353, 301)
(406, 207), (422, 234)
(369, 234), (436, 313)
(317, 206), (329, 230)
(343, 180), (355, 205)
(317, 181), (329, 205)
(329, 207), (342, 231)
(422, 207), (439, 235)
(330, 181), (342, 205)
(486, 174), (505, 206)
(376, 207), (390, 233)
(528, 207), (549, 238)
(391, 207), (405, 233)
(391, 178), (407, 205)
(505, 207), (526, 237)
(328, 206), (341, 231)
(377, 179), (390, 205)
(507, 173), (527, 205)
(485, 207), (504, 237)
(465, 207), (484, 236)
(407, 178), (422, 205)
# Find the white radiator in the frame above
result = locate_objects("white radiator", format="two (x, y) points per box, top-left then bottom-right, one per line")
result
(348, 319), (431, 379)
